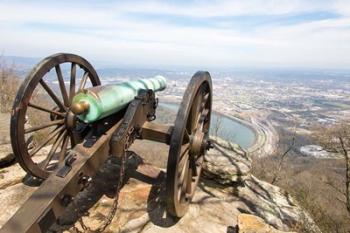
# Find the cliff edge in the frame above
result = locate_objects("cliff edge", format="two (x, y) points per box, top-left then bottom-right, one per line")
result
(0, 113), (319, 232)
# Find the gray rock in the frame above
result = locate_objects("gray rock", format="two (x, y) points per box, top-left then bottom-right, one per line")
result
(0, 126), (319, 233)
(0, 113), (36, 167)
(203, 137), (251, 185)
(0, 114), (11, 145)
(237, 214), (296, 233)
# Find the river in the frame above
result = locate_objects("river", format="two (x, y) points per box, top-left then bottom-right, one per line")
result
(159, 103), (256, 149)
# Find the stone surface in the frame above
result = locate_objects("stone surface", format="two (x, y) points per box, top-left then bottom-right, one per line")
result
(0, 113), (11, 145)
(203, 137), (251, 185)
(50, 163), (312, 233)
(237, 214), (296, 233)
(0, 113), (35, 167)
(0, 144), (15, 168)
(0, 114), (14, 167)
(0, 113), (319, 232)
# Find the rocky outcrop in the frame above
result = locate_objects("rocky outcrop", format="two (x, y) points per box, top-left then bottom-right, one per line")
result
(0, 113), (35, 168)
(0, 114), (11, 145)
(203, 137), (251, 185)
(237, 214), (296, 233)
(0, 114), (319, 233)
(0, 114), (15, 168)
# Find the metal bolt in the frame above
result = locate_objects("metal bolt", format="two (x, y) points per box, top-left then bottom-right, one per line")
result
(78, 175), (92, 191)
(206, 140), (214, 150)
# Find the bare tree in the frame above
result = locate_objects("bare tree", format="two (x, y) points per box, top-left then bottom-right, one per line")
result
(213, 115), (222, 139)
(0, 58), (20, 113)
(251, 122), (297, 185)
(271, 125), (296, 184)
(313, 121), (350, 214)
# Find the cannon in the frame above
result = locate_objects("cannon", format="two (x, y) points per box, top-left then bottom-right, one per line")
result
(1, 53), (213, 232)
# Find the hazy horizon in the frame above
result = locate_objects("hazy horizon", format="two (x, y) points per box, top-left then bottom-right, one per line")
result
(2, 54), (350, 74)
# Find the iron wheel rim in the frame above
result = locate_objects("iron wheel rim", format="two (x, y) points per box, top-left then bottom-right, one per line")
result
(166, 71), (212, 217)
(10, 53), (101, 179)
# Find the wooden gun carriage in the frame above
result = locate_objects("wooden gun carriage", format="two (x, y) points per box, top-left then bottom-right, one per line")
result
(0, 53), (213, 233)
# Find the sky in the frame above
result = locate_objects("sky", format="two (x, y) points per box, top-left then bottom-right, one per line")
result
(0, 0), (350, 69)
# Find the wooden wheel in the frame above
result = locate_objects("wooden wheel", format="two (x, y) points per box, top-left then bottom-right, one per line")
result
(10, 53), (101, 179)
(166, 71), (212, 217)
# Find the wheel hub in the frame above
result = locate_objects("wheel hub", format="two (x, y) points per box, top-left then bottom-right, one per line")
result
(65, 111), (77, 129)
(189, 130), (206, 156)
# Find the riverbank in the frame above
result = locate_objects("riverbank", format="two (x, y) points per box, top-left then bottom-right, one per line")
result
(212, 111), (258, 149)
(213, 110), (277, 157)
(159, 100), (272, 155)
(248, 115), (278, 157)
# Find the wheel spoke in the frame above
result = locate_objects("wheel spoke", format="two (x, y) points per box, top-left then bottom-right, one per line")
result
(201, 108), (210, 119)
(184, 128), (191, 142)
(181, 162), (190, 201)
(29, 125), (65, 157)
(24, 119), (65, 134)
(190, 88), (203, 133)
(55, 65), (69, 107)
(178, 143), (189, 170)
(69, 63), (76, 104)
(41, 131), (66, 168)
(198, 92), (209, 122)
(195, 90), (204, 125)
(28, 102), (65, 117)
(185, 168), (193, 196)
(78, 71), (89, 91)
(178, 156), (188, 183)
(178, 159), (189, 200)
(195, 153), (204, 165)
(189, 153), (197, 176)
(201, 93), (209, 108)
(58, 134), (69, 163)
(180, 143), (190, 158)
(196, 108), (210, 130)
(39, 79), (66, 111)
(194, 92), (210, 132)
(25, 135), (35, 150)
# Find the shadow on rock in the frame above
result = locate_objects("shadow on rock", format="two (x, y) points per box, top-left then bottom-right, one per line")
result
(22, 174), (44, 187)
(49, 152), (143, 232)
(146, 172), (179, 228)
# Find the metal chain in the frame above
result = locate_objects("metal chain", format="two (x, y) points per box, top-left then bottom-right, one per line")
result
(68, 133), (130, 233)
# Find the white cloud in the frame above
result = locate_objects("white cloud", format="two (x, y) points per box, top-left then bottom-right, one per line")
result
(117, 0), (334, 17)
(0, 1), (349, 69)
